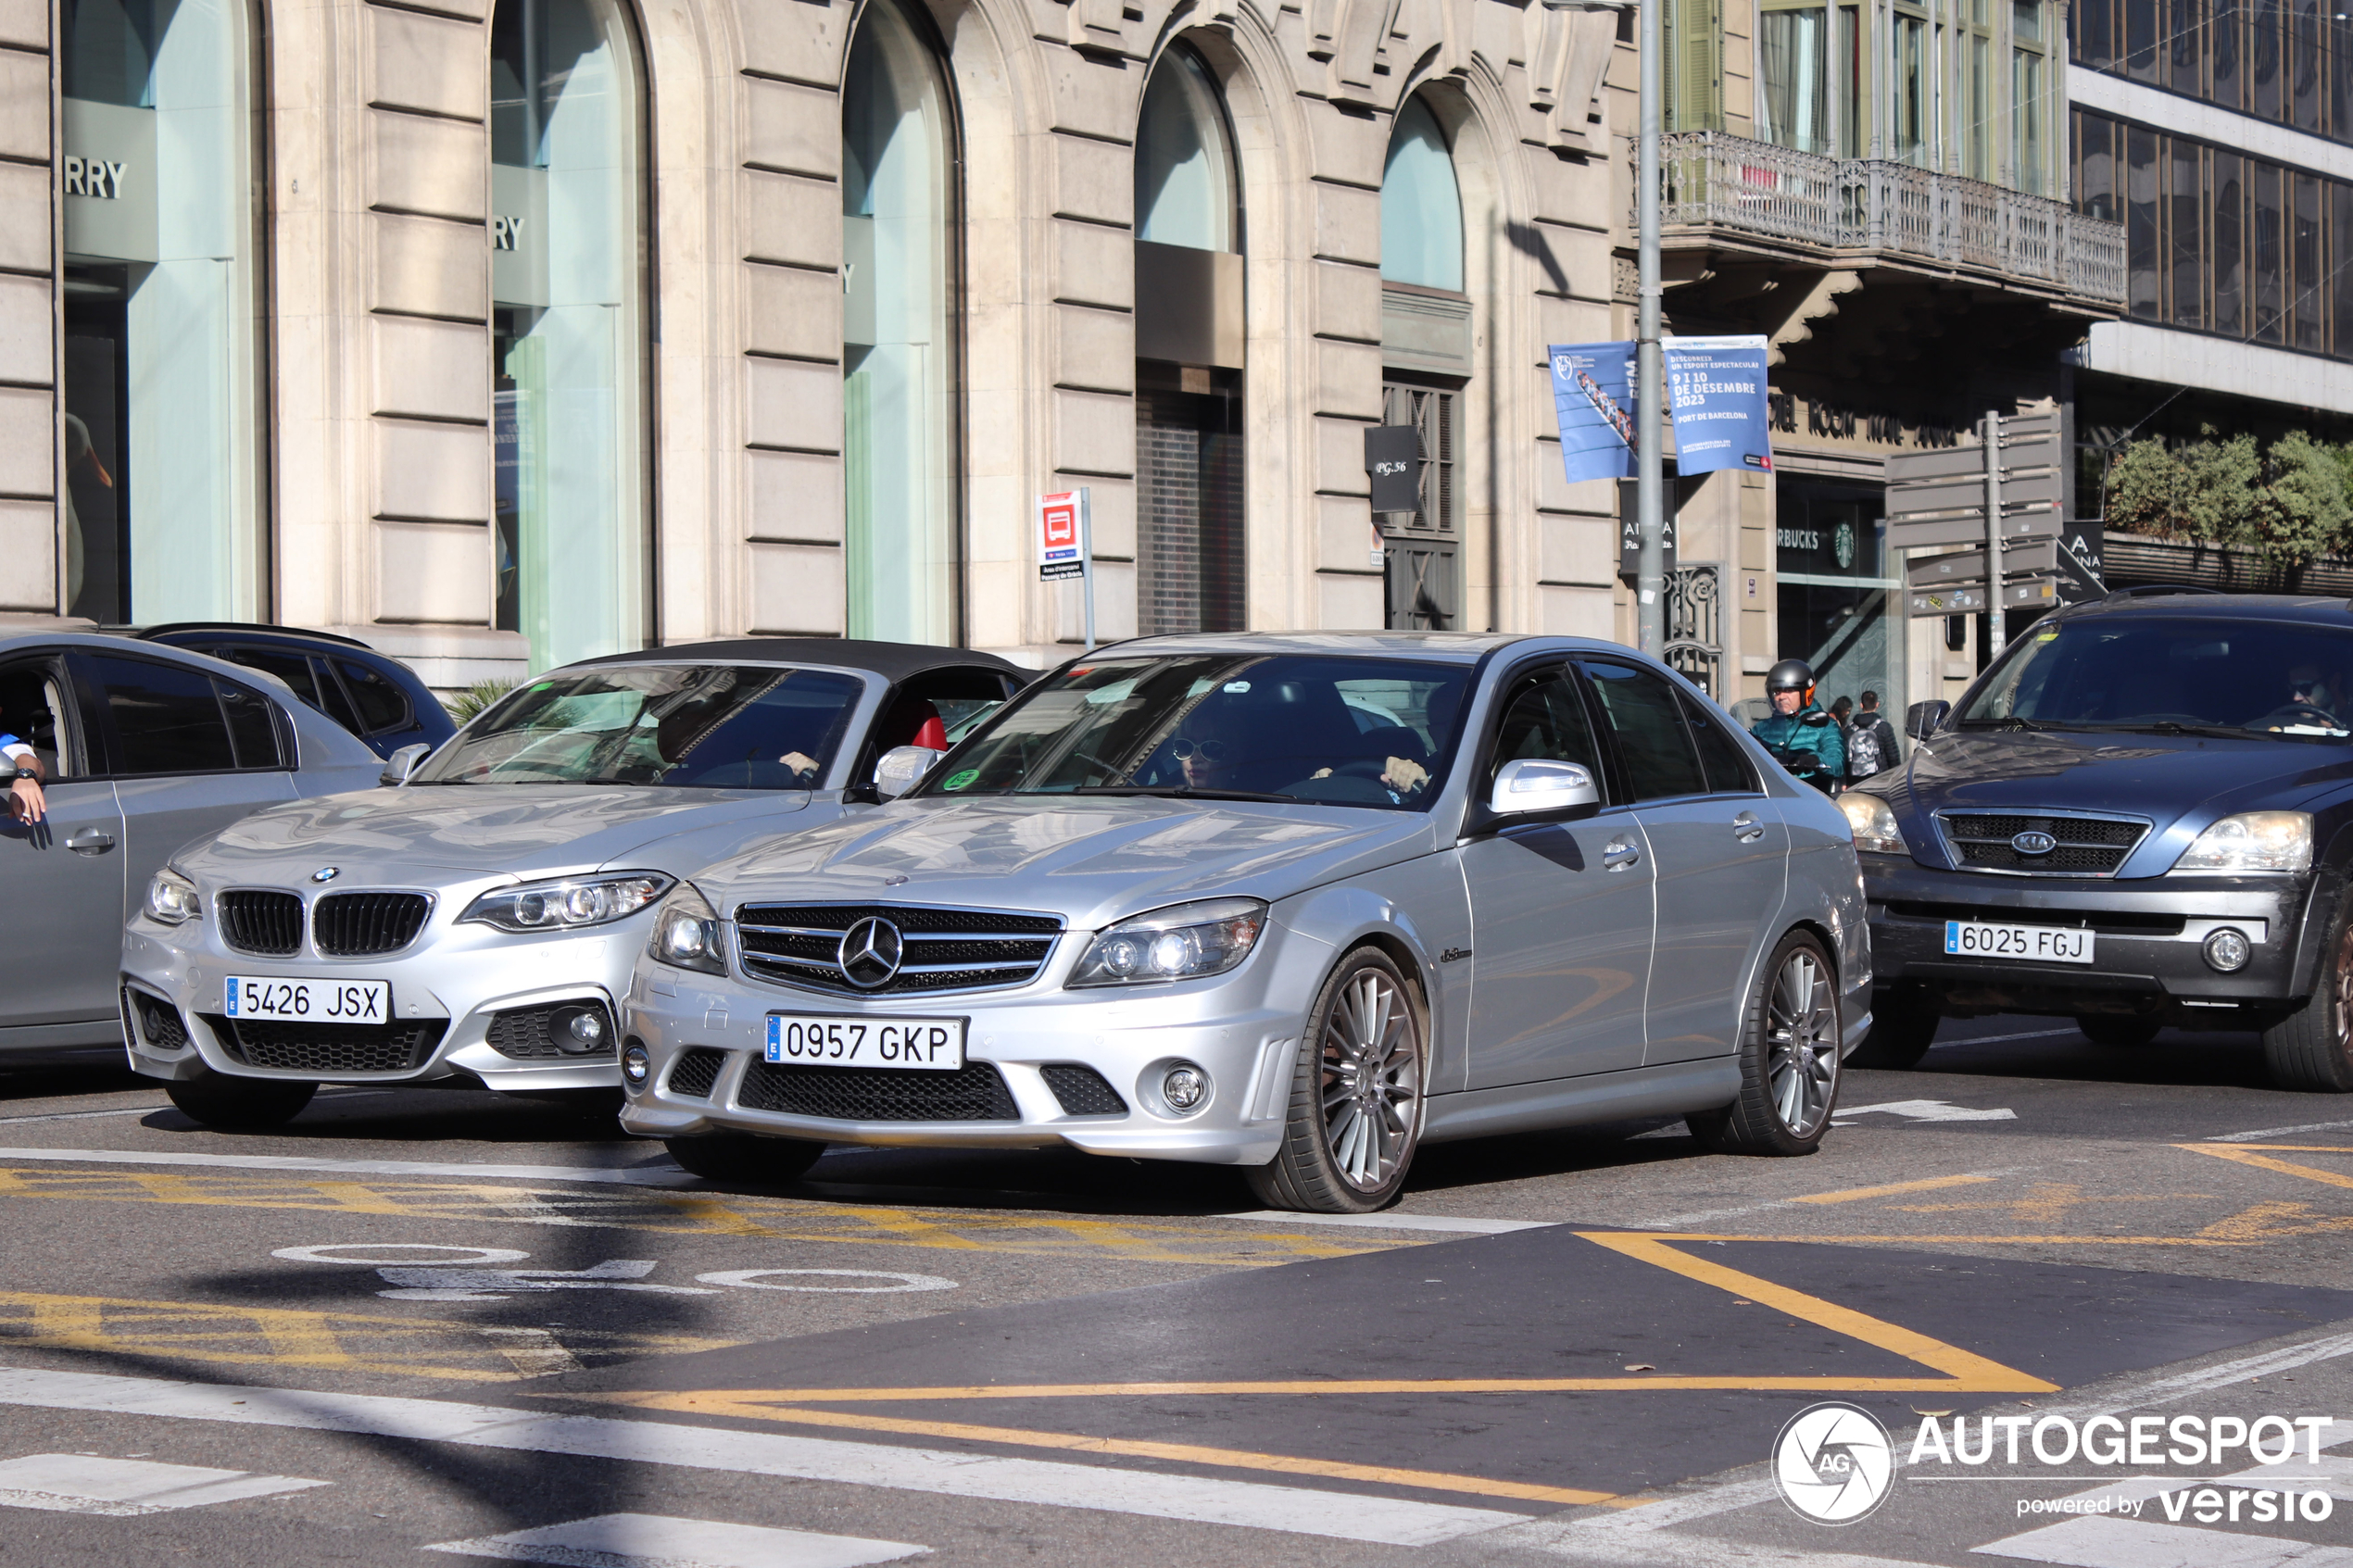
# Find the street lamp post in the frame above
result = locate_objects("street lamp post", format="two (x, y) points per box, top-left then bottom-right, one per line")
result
(1545, 0), (1662, 659)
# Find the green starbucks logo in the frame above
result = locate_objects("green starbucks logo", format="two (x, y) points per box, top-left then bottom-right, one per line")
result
(1833, 521), (1856, 571)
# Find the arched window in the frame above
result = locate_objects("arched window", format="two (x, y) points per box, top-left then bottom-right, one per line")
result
(1380, 96), (1463, 293)
(491, 0), (650, 671)
(59, 0), (263, 621)
(843, 0), (958, 645)
(1132, 42), (1244, 636)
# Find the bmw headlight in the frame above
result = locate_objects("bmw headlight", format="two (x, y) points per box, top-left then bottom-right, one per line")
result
(648, 883), (727, 975)
(145, 869), (201, 925)
(1069, 897), (1267, 987)
(1837, 792), (1907, 855)
(2171, 811), (2313, 874)
(460, 872), (674, 933)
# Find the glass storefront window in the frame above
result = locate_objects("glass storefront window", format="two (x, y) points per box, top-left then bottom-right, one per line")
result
(490, 0), (649, 673)
(1777, 482), (1901, 720)
(1380, 97), (1462, 293)
(842, 0), (958, 646)
(60, 0), (262, 624)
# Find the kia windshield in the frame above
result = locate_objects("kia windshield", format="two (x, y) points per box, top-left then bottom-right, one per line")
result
(920, 654), (1473, 809)
(415, 665), (864, 787)
(1960, 620), (2353, 739)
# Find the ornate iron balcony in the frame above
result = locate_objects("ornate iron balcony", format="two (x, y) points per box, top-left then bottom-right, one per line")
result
(1649, 131), (2126, 308)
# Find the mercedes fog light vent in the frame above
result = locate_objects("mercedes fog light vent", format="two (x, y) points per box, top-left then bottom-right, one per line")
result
(1163, 1064), (1209, 1111)
(2203, 927), (2253, 972)
(622, 1041), (650, 1088)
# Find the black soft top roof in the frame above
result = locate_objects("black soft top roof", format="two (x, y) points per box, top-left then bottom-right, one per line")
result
(568, 638), (1032, 683)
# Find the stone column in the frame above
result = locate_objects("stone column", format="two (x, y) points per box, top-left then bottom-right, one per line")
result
(0, 0), (54, 616)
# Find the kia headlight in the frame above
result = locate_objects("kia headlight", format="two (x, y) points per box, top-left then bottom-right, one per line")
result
(460, 872), (674, 933)
(145, 869), (201, 925)
(648, 882), (727, 975)
(1837, 792), (1907, 855)
(1069, 897), (1267, 987)
(2171, 811), (2313, 874)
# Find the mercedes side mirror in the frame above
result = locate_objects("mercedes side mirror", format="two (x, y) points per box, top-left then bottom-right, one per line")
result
(380, 743), (431, 786)
(1487, 759), (1601, 818)
(874, 746), (944, 801)
(1905, 700), (1951, 741)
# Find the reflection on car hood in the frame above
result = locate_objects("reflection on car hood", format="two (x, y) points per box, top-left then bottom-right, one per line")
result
(691, 796), (1434, 929)
(177, 785), (816, 883)
(1873, 727), (2353, 872)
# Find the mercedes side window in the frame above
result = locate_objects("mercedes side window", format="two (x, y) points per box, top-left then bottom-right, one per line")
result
(1576, 659), (1709, 802)
(1487, 668), (1606, 794)
(0, 659), (84, 778)
(81, 654), (283, 775)
(1682, 691), (1762, 796)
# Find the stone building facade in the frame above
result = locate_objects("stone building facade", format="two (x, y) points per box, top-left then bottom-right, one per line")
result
(0, 0), (1640, 683)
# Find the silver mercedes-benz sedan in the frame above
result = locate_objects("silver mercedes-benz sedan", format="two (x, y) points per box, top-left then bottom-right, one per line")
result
(120, 640), (1028, 1128)
(617, 633), (1873, 1213)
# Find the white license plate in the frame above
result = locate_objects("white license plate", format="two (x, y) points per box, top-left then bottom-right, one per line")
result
(764, 1015), (966, 1071)
(1943, 921), (2095, 964)
(224, 976), (392, 1022)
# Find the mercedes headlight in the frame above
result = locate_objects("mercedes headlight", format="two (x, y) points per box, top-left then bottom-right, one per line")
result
(460, 872), (674, 933)
(145, 869), (200, 925)
(1069, 897), (1266, 987)
(648, 883), (727, 975)
(1837, 793), (1908, 855)
(2171, 811), (2313, 874)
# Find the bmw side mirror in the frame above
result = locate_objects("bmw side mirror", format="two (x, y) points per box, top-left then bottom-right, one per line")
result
(873, 745), (943, 801)
(1905, 700), (1950, 741)
(1487, 759), (1601, 819)
(380, 743), (430, 786)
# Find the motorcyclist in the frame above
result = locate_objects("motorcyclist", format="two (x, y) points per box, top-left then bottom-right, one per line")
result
(1749, 659), (1843, 792)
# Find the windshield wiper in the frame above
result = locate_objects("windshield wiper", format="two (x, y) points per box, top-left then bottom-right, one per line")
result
(2106, 720), (2253, 739)
(1074, 785), (1301, 804)
(1957, 715), (2061, 732)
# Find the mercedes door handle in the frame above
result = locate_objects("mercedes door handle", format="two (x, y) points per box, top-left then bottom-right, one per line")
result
(1732, 811), (1765, 843)
(66, 828), (115, 856)
(1603, 838), (1641, 871)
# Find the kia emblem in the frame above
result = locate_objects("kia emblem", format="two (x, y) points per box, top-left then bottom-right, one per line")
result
(838, 915), (905, 988)
(2010, 831), (2057, 857)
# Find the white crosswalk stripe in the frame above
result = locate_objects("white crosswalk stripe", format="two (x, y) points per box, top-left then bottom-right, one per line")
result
(1972, 1514), (2353, 1568)
(423, 1512), (927, 1568)
(0, 1453), (327, 1515)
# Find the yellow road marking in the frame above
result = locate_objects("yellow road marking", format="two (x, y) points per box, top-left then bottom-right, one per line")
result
(1787, 1173), (1996, 1205)
(0, 1289), (735, 1382)
(1671, 1233), (2262, 1246)
(2182, 1144), (2353, 1192)
(569, 1392), (1626, 1508)
(1881, 1183), (2209, 1227)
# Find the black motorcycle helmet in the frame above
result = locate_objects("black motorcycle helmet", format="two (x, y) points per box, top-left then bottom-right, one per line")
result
(1765, 659), (1817, 708)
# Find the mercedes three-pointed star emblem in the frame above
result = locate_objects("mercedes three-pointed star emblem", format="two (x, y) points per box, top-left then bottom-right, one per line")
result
(838, 915), (905, 989)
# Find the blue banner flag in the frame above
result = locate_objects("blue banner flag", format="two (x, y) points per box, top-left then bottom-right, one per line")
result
(1663, 334), (1772, 476)
(1548, 342), (1639, 484)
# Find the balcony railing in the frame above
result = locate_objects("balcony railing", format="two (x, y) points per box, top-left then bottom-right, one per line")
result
(1651, 131), (2126, 307)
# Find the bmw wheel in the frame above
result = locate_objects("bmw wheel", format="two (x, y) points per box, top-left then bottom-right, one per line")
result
(164, 1068), (317, 1131)
(1248, 947), (1427, 1214)
(1688, 930), (1842, 1156)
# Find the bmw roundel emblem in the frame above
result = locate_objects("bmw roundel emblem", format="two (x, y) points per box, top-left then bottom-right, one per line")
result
(2010, 831), (2057, 857)
(838, 915), (905, 988)
(311, 866), (341, 883)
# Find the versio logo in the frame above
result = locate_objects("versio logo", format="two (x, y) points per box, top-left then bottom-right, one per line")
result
(1774, 1402), (1895, 1524)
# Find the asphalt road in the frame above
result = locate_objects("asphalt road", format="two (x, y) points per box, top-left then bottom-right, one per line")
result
(3, 1016), (2352, 1567)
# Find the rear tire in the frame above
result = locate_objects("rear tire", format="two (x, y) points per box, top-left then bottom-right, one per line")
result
(1847, 987), (1939, 1069)
(2079, 1015), (2161, 1049)
(1247, 947), (1427, 1214)
(1688, 930), (1841, 1156)
(664, 1134), (827, 1184)
(164, 1070), (317, 1131)
(2262, 897), (2353, 1092)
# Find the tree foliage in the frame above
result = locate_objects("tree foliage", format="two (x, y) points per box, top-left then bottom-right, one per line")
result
(2103, 428), (2353, 566)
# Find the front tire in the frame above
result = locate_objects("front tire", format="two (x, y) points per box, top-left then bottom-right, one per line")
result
(1247, 947), (1427, 1214)
(664, 1134), (827, 1184)
(1688, 930), (1842, 1155)
(164, 1070), (317, 1131)
(2263, 897), (2353, 1092)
